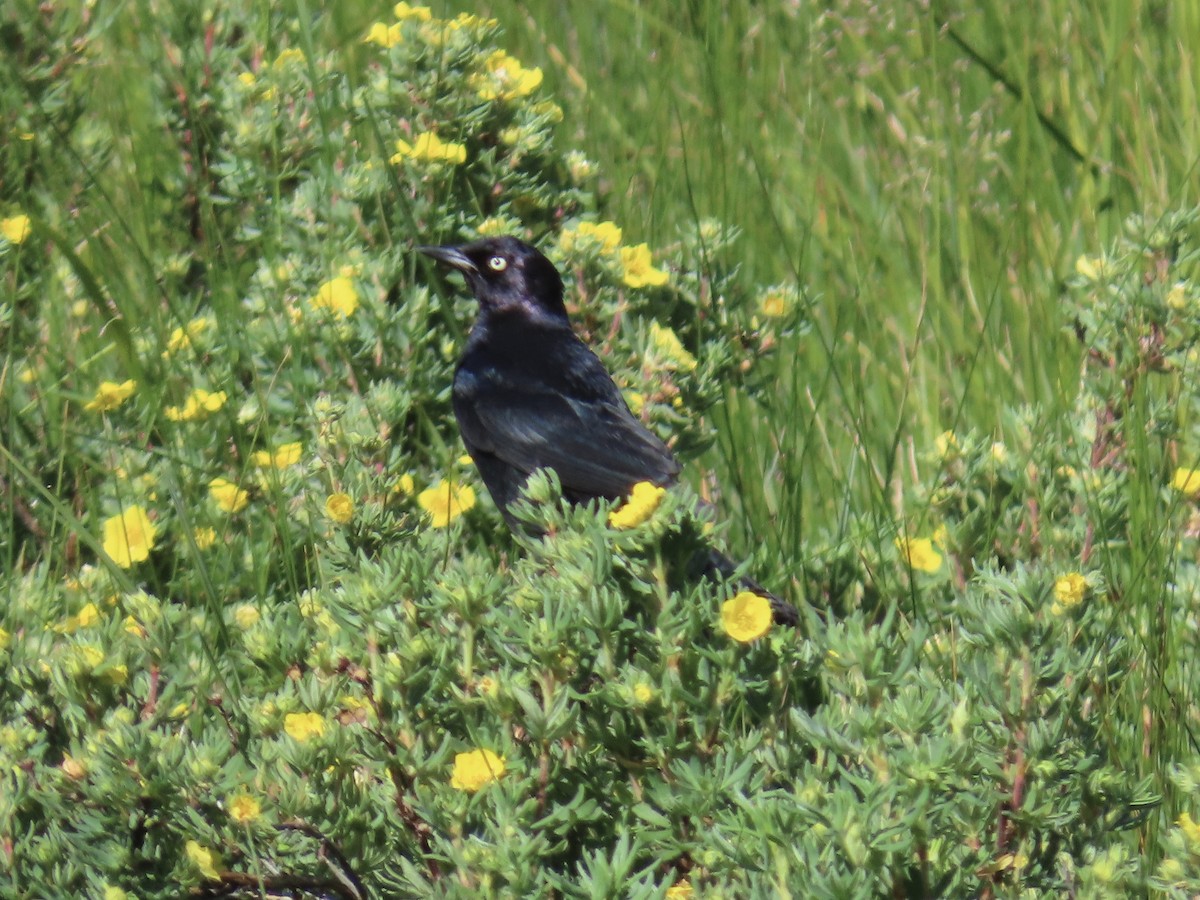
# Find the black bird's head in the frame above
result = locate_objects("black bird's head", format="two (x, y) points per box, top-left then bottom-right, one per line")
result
(418, 236), (567, 321)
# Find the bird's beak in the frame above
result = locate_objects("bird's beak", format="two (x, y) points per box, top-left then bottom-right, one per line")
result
(417, 244), (477, 273)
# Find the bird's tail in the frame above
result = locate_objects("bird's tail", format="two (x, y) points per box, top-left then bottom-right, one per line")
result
(698, 548), (800, 627)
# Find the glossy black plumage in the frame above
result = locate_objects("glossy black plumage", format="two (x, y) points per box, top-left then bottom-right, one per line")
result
(419, 236), (798, 627)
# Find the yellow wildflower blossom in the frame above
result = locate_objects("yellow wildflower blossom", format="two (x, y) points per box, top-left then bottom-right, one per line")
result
(391, 132), (467, 165)
(895, 537), (943, 573)
(1171, 467), (1200, 500)
(1074, 254), (1106, 281)
(309, 276), (359, 318)
(363, 22), (403, 47)
(417, 480), (476, 527)
(562, 220), (623, 254)
(164, 316), (211, 354)
(185, 841), (222, 879)
(620, 243), (669, 288)
(193, 526), (217, 549)
(1167, 282), (1187, 310)
(228, 793), (261, 824)
(1052, 572), (1088, 614)
(475, 50), (544, 101)
(759, 286), (793, 317)
(450, 748), (506, 792)
(85, 379), (137, 412)
(649, 322), (697, 372)
(283, 711), (327, 743)
(608, 481), (665, 529)
(1178, 812), (1200, 848)
(273, 47), (305, 68)
(394, 2), (432, 21)
(209, 478), (249, 514)
(165, 388), (227, 422)
(393, 473), (416, 495)
(935, 430), (959, 458)
(234, 604), (260, 629)
(325, 493), (354, 524)
(721, 591), (773, 643)
(476, 217), (509, 237)
(102, 506), (157, 568)
(633, 683), (655, 704)
(666, 881), (694, 899)
(250, 442), (303, 469)
(1, 214), (31, 244)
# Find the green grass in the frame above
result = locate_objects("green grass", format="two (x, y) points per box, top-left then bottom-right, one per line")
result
(3, 0), (1200, 895)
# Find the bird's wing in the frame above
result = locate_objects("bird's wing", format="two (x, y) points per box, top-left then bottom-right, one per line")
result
(455, 380), (680, 500)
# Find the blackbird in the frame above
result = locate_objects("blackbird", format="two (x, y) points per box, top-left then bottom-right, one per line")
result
(419, 236), (798, 626)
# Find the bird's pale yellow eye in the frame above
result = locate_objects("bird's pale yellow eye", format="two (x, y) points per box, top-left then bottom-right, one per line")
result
(487, 256), (508, 272)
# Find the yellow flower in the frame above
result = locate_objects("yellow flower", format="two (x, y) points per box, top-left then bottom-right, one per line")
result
(251, 442), (303, 469)
(85, 379), (137, 412)
(394, 2), (432, 21)
(193, 526), (217, 549)
(73, 645), (105, 673)
(102, 886), (127, 900)
(620, 243), (669, 288)
(895, 537), (943, 573)
(363, 21), (403, 47)
(1052, 572), (1088, 613)
(234, 604), (260, 629)
(228, 793), (262, 824)
(417, 480), (476, 527)
(209, 478), (249, 514)
(935, 430), (959, 458)
(477, 675), (499, 697)
(450, 748), (506, 792)
(325, 492), (354, 524)
(391, 132), (467, 165)
(123, 615), (146, 638)
(1167, 282), (1188, 310)
(1074, 254), (1105, 281)
(1, 214), (31, 244)
(562, 220), (623, 254)
(649, 322), (697, 372)
(623, 390), (645, 416)
(273, 47), (305, 68)
(185, 840), (222, 879)
(476, 217), (509, 237)
(1178, 812), (1200, 848)
(633, 683), (655, 705)
(721, 591), (772, 643)
(1171, 467), (1200, 500)
(283, 711), (327, 743)
(666, 881), (694, 899)
(309, 276), (360, 318)
(165, 388), (227, 422)
(164, 316), (211, 354)
(608, 481), (666, 529)
(393, 473), (416, 495)
(475, 50), (544, 101)
(759, 287), (792, 318)
(102, 506), (157, 568)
